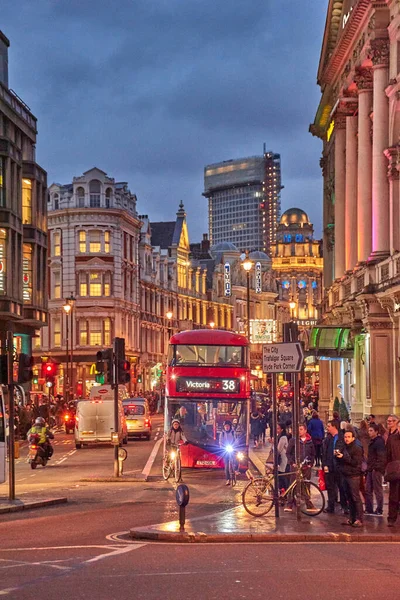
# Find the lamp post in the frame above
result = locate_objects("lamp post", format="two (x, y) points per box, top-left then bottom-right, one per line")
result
(165, 311), (173, 340)
(63, 293), (76, 402)
(209, 321), (215, 329)
(242, 253), (253, 339)
(62, 302), (71, 401)
(289, 296), (296, 321)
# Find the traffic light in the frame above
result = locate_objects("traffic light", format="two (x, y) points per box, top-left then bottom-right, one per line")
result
(17, 353), (33, 384)
(95, 349), (113, 384)
(42, 362), (57, 386)
(114, 337), (130, 385)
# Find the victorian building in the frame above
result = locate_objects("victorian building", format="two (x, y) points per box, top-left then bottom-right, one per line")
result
(311, 0), (400, 420)
(35, 168), (141, 398)
(0, 31), (47, 362)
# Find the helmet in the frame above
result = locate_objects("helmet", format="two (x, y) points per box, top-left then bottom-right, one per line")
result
(171, 418), (180, 427)
(35, 417), (45, 426)
(223, 420), (232, 427)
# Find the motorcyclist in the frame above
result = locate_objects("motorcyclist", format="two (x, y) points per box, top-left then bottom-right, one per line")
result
(27, 417), (54, 459)
(166, 418), (187, 447)
(219, 420), (236, 486)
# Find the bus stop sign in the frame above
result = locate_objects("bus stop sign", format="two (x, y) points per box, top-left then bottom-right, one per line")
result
(262, 342), (304, 373)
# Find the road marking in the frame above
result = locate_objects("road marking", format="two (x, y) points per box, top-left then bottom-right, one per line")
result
(0, 587), (19, 596)
(85, 544), (145, 564)
(142, 438), (163, 479)
(0, 545), (133, 552)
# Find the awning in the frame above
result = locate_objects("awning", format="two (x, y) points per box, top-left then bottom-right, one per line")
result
(308, 326), (353, 358)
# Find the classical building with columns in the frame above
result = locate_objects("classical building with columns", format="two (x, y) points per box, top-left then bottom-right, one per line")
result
(311, 0), (400, 421)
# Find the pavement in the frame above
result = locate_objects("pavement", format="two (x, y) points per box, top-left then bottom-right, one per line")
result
(0, 496), (67, 514)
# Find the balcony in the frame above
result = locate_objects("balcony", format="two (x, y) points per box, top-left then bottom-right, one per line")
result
(0, 82), (37, 132)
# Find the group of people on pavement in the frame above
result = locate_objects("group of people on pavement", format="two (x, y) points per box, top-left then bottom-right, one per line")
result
(274, 410), (400, 528)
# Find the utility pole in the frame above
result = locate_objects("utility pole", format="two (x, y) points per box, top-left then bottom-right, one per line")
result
(7, 331), (15, 501)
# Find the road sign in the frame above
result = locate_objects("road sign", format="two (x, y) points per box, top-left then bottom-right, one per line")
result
(262, 342), (304, 373)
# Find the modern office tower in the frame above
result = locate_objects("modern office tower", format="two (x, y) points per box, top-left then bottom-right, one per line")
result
(0, 31), (48, 356)
(204, 146), (282, 254)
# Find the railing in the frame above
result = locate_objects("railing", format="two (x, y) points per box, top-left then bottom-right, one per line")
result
(0, 82), (36, 130)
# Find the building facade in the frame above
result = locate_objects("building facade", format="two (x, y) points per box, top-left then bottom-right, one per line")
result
(204, 148), (282, 254)
(35, 168), (141, 398)
(311, 0), (400, 420)
(0, 31), (47, 363)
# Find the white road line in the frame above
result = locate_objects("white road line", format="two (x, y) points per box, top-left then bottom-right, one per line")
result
(0, 587), (19, 596)
(0, 545), (134, 552)
(85, 544), (145, 564)
(141, 438), (163, 479)
(56, 457), (68, 465)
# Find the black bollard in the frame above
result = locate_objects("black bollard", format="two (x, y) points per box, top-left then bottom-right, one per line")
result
(176, 484), (190, 532)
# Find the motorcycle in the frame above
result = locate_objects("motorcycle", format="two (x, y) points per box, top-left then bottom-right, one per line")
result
(64, 411), (76, 434)
(28, 434), (49, 469)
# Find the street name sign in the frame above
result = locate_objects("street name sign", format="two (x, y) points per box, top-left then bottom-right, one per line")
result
(262, 342), (304, 373)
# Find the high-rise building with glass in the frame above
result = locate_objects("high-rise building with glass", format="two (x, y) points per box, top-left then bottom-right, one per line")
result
(204, 148), (282, 254)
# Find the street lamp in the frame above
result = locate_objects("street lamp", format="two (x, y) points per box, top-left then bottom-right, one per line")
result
(289, 296), (296, 321)
(242, 252), (253, 339)
(165, 311), (173, 339)
(209, 321), (215, 329)
(63, 293), (76, 401)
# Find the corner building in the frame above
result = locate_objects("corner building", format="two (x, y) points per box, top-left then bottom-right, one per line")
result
(311, 0), (400, 420)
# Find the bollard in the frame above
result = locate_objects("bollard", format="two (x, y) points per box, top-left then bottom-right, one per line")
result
(176, 484), (190, 532)
(117, 447), (127, 476)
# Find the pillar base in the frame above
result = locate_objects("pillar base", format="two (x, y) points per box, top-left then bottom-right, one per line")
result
(367, 250), (390, 265)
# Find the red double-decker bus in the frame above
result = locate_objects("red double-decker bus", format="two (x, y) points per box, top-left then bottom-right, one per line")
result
(164, 329), (251, 470)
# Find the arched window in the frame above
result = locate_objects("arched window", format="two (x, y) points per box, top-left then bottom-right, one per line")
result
(89, 180), (101, 208)
(105, 188), (112, 208)
(77, 187), (85, 208)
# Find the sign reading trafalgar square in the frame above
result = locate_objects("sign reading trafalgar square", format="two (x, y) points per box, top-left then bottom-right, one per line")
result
(262, 342), (304, 374)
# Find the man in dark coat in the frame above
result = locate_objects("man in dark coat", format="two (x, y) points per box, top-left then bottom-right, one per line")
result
(322, 419), (346, 514)
(336, 429), (363, 527)
(386, 420), (400, 527)
(365, 423), (386, 516)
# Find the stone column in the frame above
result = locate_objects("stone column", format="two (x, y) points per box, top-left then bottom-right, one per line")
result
(345, 115), (358, 271)
(334, 116), (346, 279)
(355, 68), (373, 263)
(384, 146), (400, 254)
(371, 38), (390, 258)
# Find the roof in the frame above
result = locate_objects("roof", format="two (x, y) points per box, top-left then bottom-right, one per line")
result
(170, 329), (249, 346)
(249, 250), (270, 261)
(150, 222), (176, 248)
(280, 208), (310, 226)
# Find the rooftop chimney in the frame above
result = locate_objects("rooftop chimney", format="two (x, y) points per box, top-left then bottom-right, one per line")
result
(0, 31), (10, 88)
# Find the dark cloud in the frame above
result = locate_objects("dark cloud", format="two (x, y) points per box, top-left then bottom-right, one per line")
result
(2, 0), (326, 239)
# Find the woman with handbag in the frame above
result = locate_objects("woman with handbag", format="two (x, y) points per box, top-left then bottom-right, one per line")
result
(385, 420), (400, 527)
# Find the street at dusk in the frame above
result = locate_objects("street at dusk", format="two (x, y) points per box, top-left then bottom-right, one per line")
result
(2, 0), (400, 598)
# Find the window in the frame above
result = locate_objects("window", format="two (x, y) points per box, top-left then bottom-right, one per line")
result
(0, 228), (7, 294)
(79, 230), (86, 253)
(104, 272), (111, 296)
(89, 272), (102, 296)
(77, 187), (85, 208)
(79, 273), (87, 297)
(0, 157), (4, 207)
(53, 271), (61, 299)
(104, 231), (110, 253)
(53, 230), (61, 256)
(89, 319), (102, 346)
(22, 179), (32, 224)
(54, 194), (59, 210)
(89, 230), (101, 253)
(104, 318), (111, 346)
(53, 318), (61, 347)
(105, 188), (112, 208)
(23, 244), (33, 303)
(89, 179), (101, 208)
(79, 321), (87, 346)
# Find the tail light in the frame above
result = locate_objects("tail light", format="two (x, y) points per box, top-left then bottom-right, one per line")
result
(31, 445), (37, 449)
(64, 415), (70, 421)
(145, 419), (150, 427)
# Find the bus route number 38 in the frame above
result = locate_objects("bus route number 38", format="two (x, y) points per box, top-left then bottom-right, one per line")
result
(222, 380), (237, 391)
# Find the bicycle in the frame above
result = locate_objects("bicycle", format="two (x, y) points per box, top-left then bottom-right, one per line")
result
(162, 443), (182, 483)
(242, 460), (325, 517)
(226, 450), (237, 487)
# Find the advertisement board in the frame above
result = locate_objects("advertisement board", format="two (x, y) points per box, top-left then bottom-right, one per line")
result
(250, 319), (277, 344)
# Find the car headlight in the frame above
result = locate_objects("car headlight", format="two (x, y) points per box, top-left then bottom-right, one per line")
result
(236, 452), (245, 461)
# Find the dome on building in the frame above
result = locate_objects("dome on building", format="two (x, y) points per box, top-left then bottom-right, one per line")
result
(280, 208), (310, 226)
(249, 250), (271, 261)
(210, 241), (239, 253)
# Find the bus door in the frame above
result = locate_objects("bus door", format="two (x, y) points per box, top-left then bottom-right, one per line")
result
(0, 392), (6, 484)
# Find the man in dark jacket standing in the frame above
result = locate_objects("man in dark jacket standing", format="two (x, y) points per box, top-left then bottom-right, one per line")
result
(336, 429), (363, 527)
(322, 419), (346, 514)
(287, 423), (315, 471)
(365, 423), (386, 516)
(386, 420), (400, 527)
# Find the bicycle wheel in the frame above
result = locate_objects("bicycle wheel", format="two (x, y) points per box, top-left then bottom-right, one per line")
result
(294, 480), (325, 516)
(162, 456), (171, 481)
(174, 455), (181, 483)
(242, 478), (274, 516)
(230, 459), (237, 487)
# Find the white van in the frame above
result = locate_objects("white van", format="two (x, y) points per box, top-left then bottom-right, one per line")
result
(74, 385), (128, 449)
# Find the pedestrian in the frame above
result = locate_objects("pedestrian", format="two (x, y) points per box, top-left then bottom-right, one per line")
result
(307, 410), (325, 467)
(335, 428), (364, 527)
(276, 423), (289, 490)
(385, 418), (400, 527)
(364, 423), (386, 516)
(384, 414), (399, 442)
(250, 410), (263, 448)
(259, 408), (268, 445)
(322, 419), (346, 514)
(285, 423), (315, 511)
(357, 420), (370, 457)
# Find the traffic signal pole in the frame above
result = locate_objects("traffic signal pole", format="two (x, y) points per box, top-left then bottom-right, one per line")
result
(113, 341), (119, 478)
(7, 331), (15, 501)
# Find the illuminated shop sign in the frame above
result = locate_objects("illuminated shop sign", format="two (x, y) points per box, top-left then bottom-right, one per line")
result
(176, 377), (240, 393)
(255, 262), (262, 293)
(250, 319), (277, 344)
(224, 262), (231, 297)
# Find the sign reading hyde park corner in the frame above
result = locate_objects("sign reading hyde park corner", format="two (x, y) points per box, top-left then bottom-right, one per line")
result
(262, 343), (304, 374)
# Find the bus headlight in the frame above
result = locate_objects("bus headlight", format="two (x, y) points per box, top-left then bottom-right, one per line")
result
(236, 452), (245, 461)
(226, 445), (233, 453)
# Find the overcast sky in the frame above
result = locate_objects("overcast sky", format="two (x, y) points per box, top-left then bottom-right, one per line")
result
(2, 0), (327, 242)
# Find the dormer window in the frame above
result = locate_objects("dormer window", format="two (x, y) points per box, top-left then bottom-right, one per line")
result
(105, 188), (112, 208)
(77, 187), (85, 208)
(89, 179), (101, 208)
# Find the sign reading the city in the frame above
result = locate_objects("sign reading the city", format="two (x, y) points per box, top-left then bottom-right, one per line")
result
(250, 319), (277, 344)
(224, 262), (231, 297)
(255, 262), (262, 293)
(176, 377), (240, 394)
(262, 342), (304, 373)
